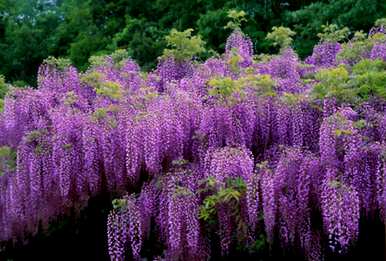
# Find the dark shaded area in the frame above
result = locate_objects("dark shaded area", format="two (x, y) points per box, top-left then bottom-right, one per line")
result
(0, 194), (111, 261)
(333, 215), (385, 261)
(1, 196), (385, 261)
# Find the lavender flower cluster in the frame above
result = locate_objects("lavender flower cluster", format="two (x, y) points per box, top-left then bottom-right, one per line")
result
(0, 28), (386, 260)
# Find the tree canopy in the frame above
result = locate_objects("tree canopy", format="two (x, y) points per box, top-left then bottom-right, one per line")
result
(0, 0), (385, 85)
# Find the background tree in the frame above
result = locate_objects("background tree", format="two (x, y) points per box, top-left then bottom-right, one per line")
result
(0, 0), (385, 85)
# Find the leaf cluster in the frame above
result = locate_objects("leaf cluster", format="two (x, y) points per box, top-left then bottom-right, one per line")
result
(317, 24), (349, 43)
(199, 177), (246, 221)
(163, 29), (205, 61)
(208, 73), (276, 103)
(266, 26), (296, 50)
(311, 59), (386, 104)
(0, 146), (17, 176)
(224, 9), (247, 31)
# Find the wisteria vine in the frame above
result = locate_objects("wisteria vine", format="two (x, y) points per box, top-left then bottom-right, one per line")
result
(1, 22), (386, 261)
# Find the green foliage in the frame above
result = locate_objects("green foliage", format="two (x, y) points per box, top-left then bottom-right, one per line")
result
(174, 185), (195, 197)
(25, 129), (47, 144)
(163, 29), (205, 61)
(68, 32), (108, 71)
(266, 26), (296, 50)
(0, 75), (8, 99)
(62, 143), (73, 151)
(63, 91), (78, 106)
(81, 71), (122, 100)
(0, 75), (7, 112)
(12, 80), (28, 88)
(108, 16), (165, 71)
(328, 112), (356, 137)
(352, 58), (386, 74)
(370, 32), (386, 43)
(208, 73), (276, 103)
(111, 49), (130, 67)
(239, 73), (276, 97)
(312, 65), (354, 103)
(224, 9), (247, 31)
(197, 8), (228, 53)
(89, 49), (130, 69)
(0, 0), (385, 84)
(334, 128), (352, 137)
(0, 146), (17, 176)
(248, 234), (269, 254)
(91, 105), (120, 127)
(329, 179), (342, 189)
(312, 59), (386, 103)
(316, 65), (350, 86)
(337, 33), (373, 65)
(353, 119), (367, 129)
(352, 31), (367, 41)
(227, 49), (242, 73)
(317, 24), (350, 42)
(199, 177), (246, 221)
(281, 92), (305, 106)
(81, 71), (104, 88)
(88, 55), (108, 69)
(171, 158), (189, 167)
(351, 59), (386, 100)
(95, 81), (123, 100)
(198, 175), (249, 247)
(92, 108), (108, 122)
(285, 0), (386, 57)
(208, 77), (242, 100)
(43, 56), (72, 71)
(0, 0), (63, 84)
(375, 18), (386, 27)
(112, 198), (128, 210)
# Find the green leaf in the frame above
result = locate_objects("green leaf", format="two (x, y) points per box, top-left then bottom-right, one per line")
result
(163, 28), (205, 61)
(266, 26), (296, 50)
(317, 24), (349, 43)
(224, 9), (247, 30)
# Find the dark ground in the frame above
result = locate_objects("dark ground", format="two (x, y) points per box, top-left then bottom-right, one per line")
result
(1, 198), (385, 261)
